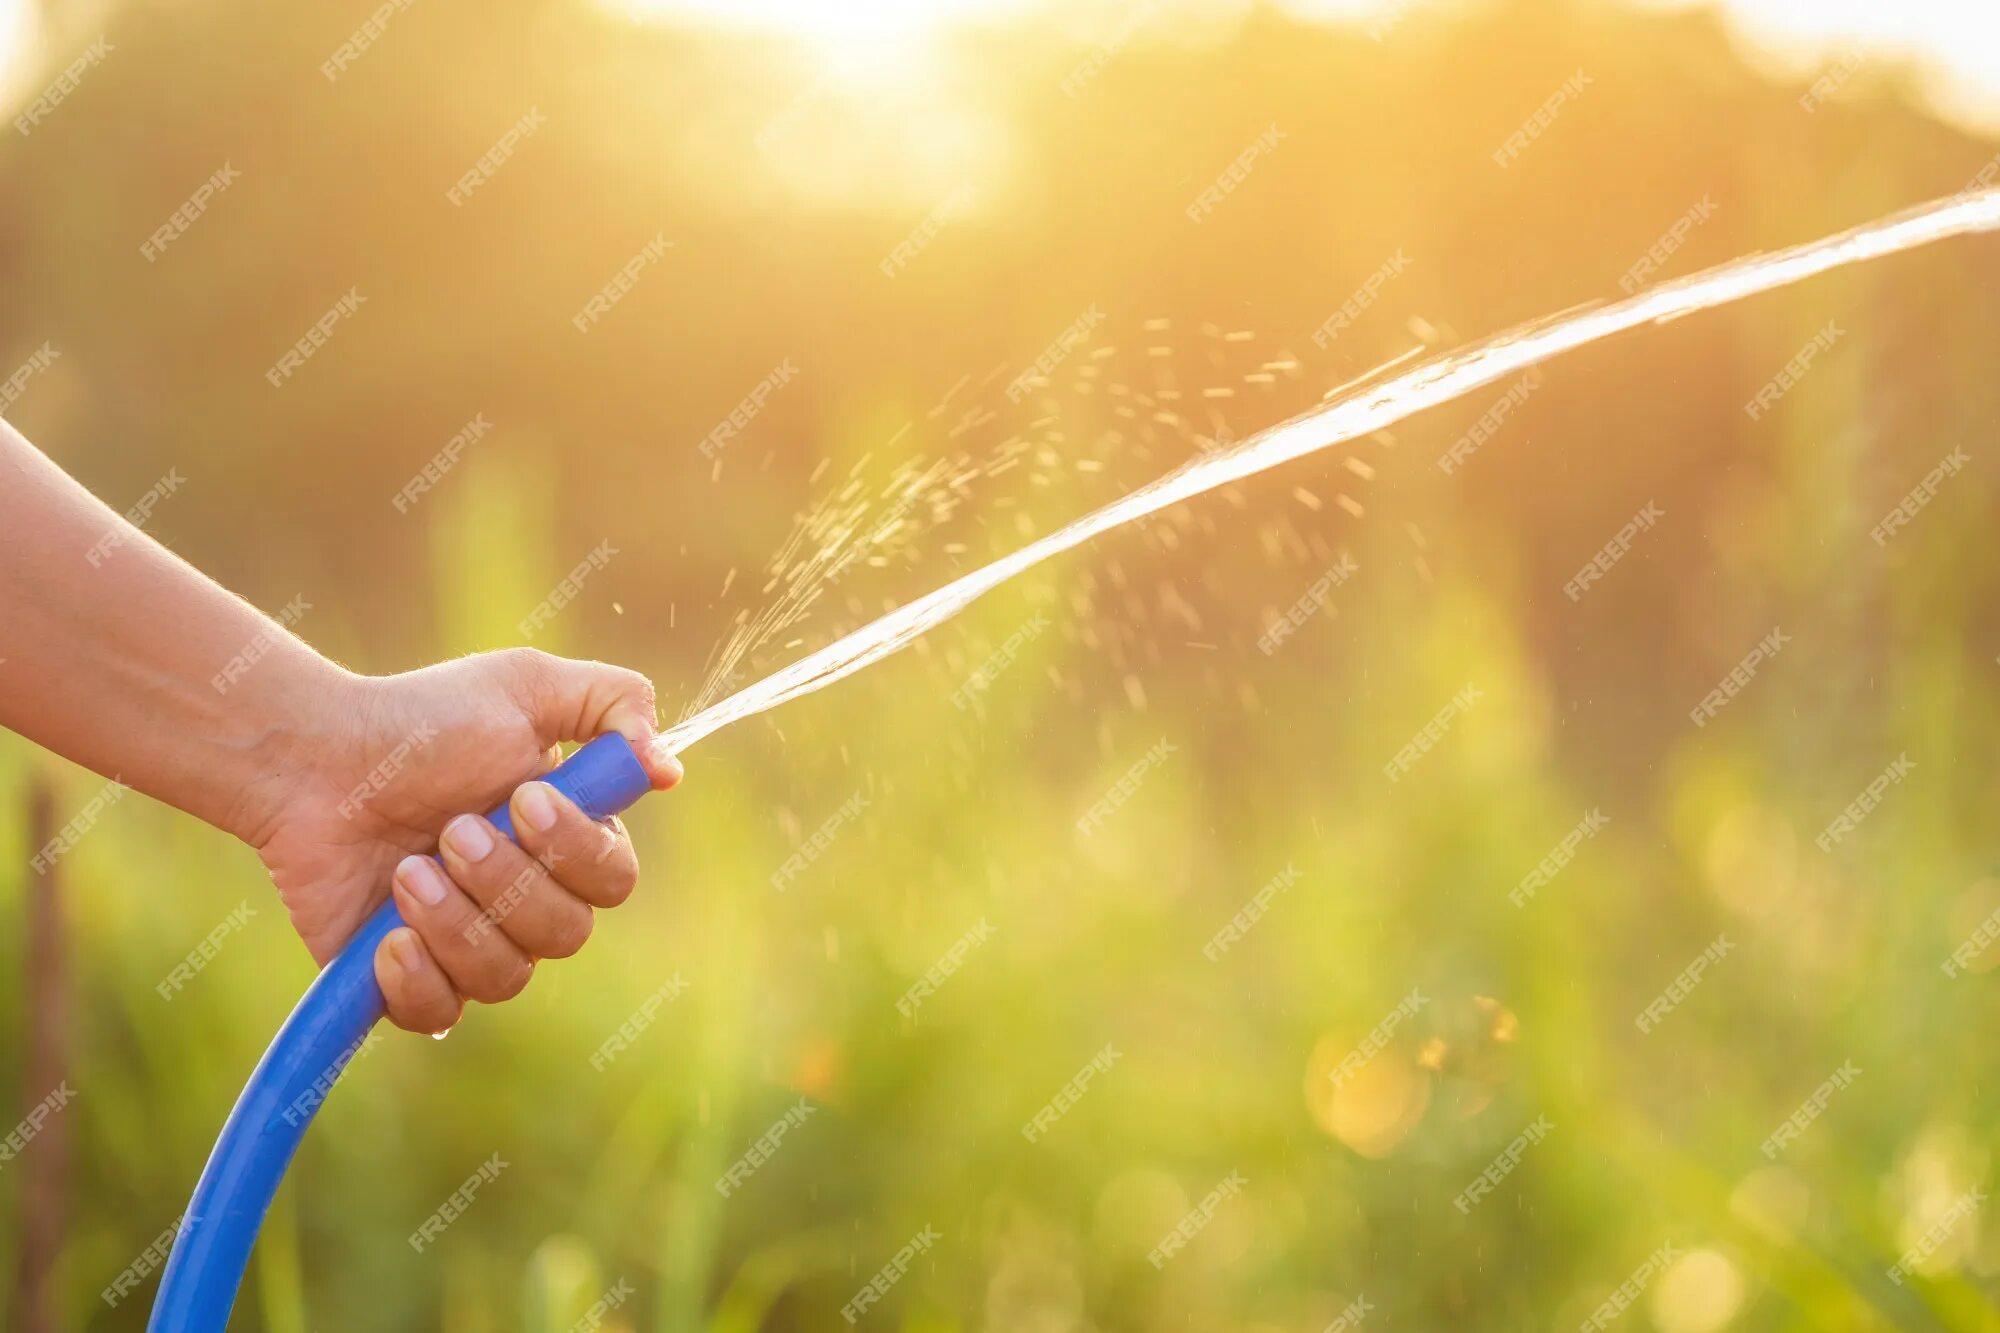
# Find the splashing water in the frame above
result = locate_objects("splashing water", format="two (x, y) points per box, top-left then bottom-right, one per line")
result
(652, 187), (2000, 759)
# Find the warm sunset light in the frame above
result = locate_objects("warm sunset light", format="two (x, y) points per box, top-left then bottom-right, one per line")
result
(605, 0), (2000, 134)
(4, 0), (1996, 1328)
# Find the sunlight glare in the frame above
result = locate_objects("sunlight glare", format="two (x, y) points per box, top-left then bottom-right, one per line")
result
(612, 0), (2000, 136)
(1636, 0), (2000, 132)
(604, 0), (1031, 63)
(0, 0), (36, 105)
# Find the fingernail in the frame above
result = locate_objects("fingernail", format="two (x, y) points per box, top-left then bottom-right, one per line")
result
(388, 929), (426, 973)
(657, 750), (685, 788)
(444, 815), (495, 862)
(516, 781), (559, 832)
(397, 855), (448, 907)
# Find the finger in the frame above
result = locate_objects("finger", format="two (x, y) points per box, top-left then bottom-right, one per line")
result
(391, 853), (537, 1003)
(496, 648), (683, 789)
(648, 745), (686, 791)
(373, 927), (464, 1034)
(438, 812), (596, 957)
(509, 780), (641, 910)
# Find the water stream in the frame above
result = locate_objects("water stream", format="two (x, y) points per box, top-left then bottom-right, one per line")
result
(653, 186), (2000, 759)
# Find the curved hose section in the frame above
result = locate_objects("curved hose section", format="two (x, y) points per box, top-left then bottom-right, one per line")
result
(147, 734), (655, 1331)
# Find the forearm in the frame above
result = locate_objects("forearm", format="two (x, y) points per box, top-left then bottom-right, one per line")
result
(0, 418), (353, 843)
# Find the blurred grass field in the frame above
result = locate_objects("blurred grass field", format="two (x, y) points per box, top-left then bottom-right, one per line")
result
(3, 0), (2000, 1328)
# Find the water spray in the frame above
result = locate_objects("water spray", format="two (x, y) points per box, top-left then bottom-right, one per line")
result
(150, 185), (2000, 1328)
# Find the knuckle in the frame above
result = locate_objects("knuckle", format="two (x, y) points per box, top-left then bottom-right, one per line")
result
(503, 645), (558, 676)
(497, 646), (561, 713)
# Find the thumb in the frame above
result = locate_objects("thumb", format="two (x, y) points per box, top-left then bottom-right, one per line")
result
(501, 648), (683, 790)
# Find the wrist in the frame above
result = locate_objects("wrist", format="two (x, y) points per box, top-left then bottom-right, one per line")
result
(220, 654), (376, 849)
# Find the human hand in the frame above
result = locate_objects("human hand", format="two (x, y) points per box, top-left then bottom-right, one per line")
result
(243, 648), (681, 1033)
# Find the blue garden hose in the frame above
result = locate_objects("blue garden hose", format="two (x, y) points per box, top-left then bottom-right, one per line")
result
(147, 733), (655, 1331)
